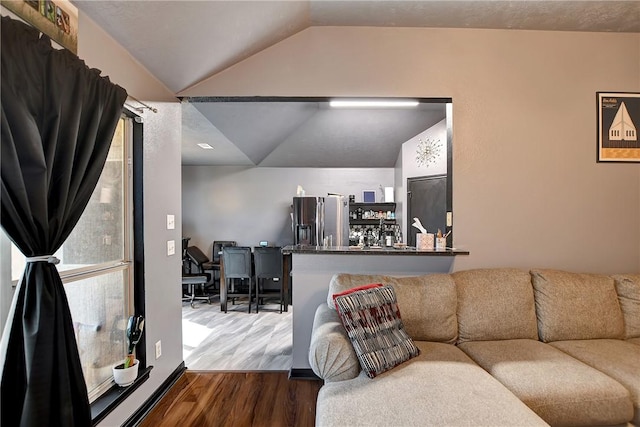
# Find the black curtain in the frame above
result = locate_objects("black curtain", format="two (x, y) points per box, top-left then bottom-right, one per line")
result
(1, 16), (127, 427)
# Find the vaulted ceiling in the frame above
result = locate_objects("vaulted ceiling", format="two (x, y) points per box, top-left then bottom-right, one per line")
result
(73, 1), (640, 167)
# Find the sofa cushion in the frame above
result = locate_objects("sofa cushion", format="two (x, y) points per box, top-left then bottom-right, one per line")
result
(628, 337), (640, 347)
(334, 284), (420, 378)
(612, 274), (640, 338)
(316, 341), (548, 427)
(458, 339), (633, 426)
(452, 268), (538, 343)
(328, 273), (457, 343)
(309, 304), (361, 383)
(531, 269), (625, 342)
(550, 339), (640, 425)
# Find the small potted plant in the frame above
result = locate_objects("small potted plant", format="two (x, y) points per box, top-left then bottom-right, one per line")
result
(112, 315), (145, 387)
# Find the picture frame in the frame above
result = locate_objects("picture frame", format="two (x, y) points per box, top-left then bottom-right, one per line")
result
(1, 0), (78, 54)
(596, 92), (640, 163)
(363, 190), (376, 203)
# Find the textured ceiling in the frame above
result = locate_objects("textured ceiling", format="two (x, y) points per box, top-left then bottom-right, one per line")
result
(310, 1), (640, 33)
(73, 1), (639, 167)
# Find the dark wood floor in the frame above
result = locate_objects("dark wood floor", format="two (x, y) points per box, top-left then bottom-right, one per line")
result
(140, 371), (322, 427)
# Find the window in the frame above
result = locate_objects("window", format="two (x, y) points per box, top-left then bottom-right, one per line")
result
(4, 115), (136, 402)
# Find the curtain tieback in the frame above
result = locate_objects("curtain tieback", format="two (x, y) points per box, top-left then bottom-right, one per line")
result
(26, 255), (60, 265)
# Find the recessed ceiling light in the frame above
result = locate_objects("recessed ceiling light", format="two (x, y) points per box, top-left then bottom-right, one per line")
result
(197, 143), (214, 149)
(329, 99), (419, 108)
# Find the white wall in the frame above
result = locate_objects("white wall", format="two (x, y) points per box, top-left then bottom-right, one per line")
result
(183, 26), (640, 275)
(399, 119), (448, 238)
(182, 166), (394, 254)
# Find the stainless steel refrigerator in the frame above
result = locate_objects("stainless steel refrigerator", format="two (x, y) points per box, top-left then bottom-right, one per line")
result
(292, 196), (324, 246)
(324, 195), (349, 246)
(292, 195), (348, 247)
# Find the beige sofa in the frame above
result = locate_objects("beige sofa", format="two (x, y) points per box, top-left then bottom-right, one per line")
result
(309, 268), (640, 426)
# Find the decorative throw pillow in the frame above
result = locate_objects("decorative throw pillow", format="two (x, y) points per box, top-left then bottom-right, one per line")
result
(333, 284), (420, 378)
(332, 283), (383, 309)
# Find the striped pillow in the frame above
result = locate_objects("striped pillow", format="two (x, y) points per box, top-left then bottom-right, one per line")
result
(334, 284), (420, 378)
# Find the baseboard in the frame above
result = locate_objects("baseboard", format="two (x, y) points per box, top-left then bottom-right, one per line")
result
(122, 362), (186, 427)
(288, 368), (320, 380)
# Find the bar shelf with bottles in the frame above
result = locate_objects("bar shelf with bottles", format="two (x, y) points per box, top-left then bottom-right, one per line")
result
(349, 202), (401, 246)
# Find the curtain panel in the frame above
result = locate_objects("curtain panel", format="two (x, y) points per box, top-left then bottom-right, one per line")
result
(1, 16), (127, 427)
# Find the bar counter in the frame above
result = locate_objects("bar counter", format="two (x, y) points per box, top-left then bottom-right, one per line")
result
(284, 244), (469, 377)
(282, 245), (470, 256)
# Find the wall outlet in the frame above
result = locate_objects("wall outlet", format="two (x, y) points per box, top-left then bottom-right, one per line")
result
(166, 214), (175, 230)
(155, 340), (162, 359)
(167, 240), (175, 256)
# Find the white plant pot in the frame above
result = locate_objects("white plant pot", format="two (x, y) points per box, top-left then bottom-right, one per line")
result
(112, 359), (139, 387)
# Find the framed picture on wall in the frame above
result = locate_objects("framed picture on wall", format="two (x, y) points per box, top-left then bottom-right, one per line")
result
(597, 92), (640, 163)
(1, 0), (78, 54)
(363, 190), (376, 203)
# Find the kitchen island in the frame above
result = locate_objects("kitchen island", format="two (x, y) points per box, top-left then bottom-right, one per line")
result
(282, 245), (469, 377)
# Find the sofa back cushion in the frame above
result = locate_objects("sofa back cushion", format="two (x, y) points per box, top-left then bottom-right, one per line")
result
(453, 268), (538, 343)
(531, 269), (624, 342)
(328, 273), (458, 343)
(612, 274), (640, 339)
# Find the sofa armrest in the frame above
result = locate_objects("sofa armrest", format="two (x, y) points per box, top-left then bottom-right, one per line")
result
(309, 304), (361, 383)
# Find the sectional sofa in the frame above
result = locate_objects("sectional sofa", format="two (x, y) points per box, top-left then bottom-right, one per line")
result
(309, 268), (640, 426)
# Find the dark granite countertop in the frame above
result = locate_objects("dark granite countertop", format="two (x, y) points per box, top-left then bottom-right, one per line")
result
(282, 245), (469, 256)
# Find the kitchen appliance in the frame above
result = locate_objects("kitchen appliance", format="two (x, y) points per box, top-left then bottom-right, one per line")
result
(292, 196), (324, 246)
(292, 195), (349, 247)
(324, 195), (349, 247)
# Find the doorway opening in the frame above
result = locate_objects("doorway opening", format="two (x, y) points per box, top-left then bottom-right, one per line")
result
(180, 96), (453, 372)
(407, 174), (451, 247)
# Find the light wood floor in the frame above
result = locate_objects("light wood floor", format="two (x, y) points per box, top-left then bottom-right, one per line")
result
(183, 296), (292, 371)
(140, 371), (322, 427)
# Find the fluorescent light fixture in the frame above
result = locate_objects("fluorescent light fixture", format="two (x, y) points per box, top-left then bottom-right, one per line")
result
(197, 143), (214, 149)
(329, 99), (419, 108)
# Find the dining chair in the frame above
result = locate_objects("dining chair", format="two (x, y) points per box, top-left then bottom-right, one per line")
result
(253, 246), (284, 313)
(211, 240), (236, 291)
(221, 246), (253, 313)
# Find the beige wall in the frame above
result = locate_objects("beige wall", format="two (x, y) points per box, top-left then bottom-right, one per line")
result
(78, 13), (183, 426)
(183, 26), (640, 274)
(79, 13), (175, 102)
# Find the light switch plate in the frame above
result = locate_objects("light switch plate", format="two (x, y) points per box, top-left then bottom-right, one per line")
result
(166, 214), (175, 230)
(167, 240), (175, 256)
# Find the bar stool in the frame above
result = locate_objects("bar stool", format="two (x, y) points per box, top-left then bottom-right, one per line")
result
(221, 246), (253, 313)
(254, 246), (284, 313)
(210, 240), (236, 291)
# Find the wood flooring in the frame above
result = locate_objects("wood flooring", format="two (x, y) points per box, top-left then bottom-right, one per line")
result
(140, 371), (322, 427)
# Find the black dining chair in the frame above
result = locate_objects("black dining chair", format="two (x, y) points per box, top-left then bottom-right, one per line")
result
(211, 240), (236, 291)
(254, 246), (284, 313)
(221, 246), (253, 313)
